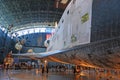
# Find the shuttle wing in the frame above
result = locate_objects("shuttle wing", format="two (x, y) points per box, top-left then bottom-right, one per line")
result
(12, 47), (72, 59)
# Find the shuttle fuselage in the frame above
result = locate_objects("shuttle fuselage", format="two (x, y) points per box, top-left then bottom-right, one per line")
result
(46, 0), (120, 69)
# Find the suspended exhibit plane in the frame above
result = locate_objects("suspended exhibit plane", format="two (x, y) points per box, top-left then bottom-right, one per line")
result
(13, 0), (120, 69)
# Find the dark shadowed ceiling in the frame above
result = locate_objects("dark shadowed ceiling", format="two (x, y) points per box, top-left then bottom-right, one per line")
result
(0, 0), (71, 30)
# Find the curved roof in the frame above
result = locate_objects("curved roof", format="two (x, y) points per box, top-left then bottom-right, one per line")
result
(0, 0), (71, 30)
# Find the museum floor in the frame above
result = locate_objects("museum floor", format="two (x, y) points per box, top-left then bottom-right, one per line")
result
(0, 69), (120, 80)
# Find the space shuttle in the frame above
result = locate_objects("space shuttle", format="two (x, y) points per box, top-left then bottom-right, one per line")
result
(13, 0), (120, 69)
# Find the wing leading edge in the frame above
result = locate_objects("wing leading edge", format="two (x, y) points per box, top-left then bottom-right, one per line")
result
(12, 47), (71, 59)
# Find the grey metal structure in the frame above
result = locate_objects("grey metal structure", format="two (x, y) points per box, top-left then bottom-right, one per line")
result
(0, 0), (70, 29)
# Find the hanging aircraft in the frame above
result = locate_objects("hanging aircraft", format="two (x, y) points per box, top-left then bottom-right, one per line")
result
(13, 0), (120, 69)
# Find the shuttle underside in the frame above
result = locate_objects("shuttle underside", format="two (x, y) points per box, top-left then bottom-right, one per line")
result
(48, 36), (120, 69)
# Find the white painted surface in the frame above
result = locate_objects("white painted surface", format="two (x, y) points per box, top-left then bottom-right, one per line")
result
(47, 0), (92, 51)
